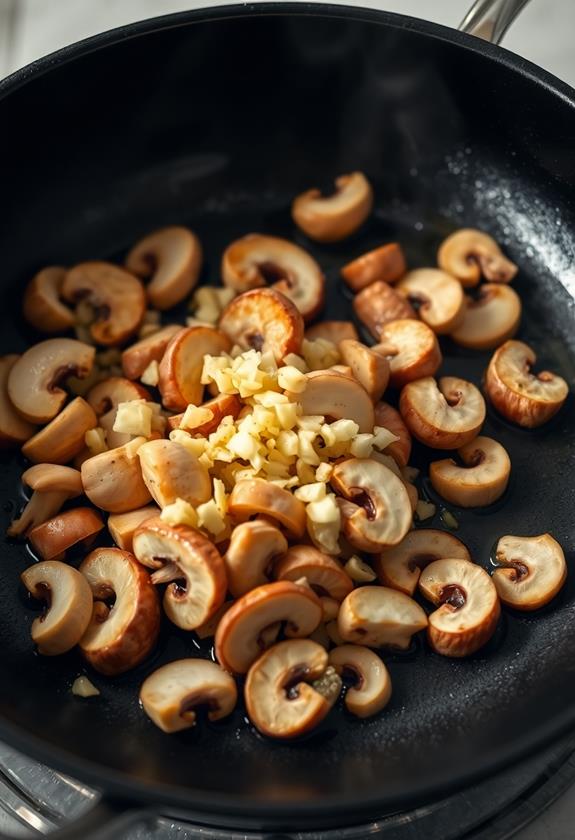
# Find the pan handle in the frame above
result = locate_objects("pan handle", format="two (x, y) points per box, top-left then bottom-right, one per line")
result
(459, 0), (531, 44)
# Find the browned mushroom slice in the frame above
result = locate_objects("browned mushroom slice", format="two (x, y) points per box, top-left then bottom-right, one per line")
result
(396, 269), (466, 334)
(375, 529), (471, 596)
(286, 369), (375, 434)
(138, 439), (211, 508)
(224, 520), (288, 598)
(492, 533), (567, 611)
(125, 226), (203, 310)
(338, 339), (390, 402)
(341, 243), (407, 292)
(451, 284), (521, 350)
(140, 659), (238, 733)
(338, 586), (428, 649)
(329, 645), (392, 718)
(274, 545), (354, 602)
(22, 397), (97, 465)
(373, 401), (412, 467)
(167, 393), (242, 434)
(219, 288), (304, 361)
(430, 436), (511, 508)
(8, 464), (83, 537)
(399, 376), (486, 449)
(228, 479), (306, 537)
(438, 228), (518, 287)
(353, 280), (416, 341)
(107, 505), (159, 551)
(291, 172), (373, 243)
(28, 507), (104, 562)
(23, 267), (74, 333)
(373, 319), (442, 389)
(418, 558), (500, 657)
(158, 325), (231, 411)
(305, 320), (359, 344)
(86, 377), (151, 415)
(121, 324), (183, 380)
(0, 355), (36, 447)
(81, 437), (152, 513)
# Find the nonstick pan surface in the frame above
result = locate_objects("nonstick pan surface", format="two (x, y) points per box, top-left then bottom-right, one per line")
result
(0, 4), (574, 831)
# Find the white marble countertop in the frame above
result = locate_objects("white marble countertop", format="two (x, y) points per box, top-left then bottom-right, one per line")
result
(0, 1), (574, 838)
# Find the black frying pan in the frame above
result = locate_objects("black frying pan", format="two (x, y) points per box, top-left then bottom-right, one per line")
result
(0, 1), (574, 836)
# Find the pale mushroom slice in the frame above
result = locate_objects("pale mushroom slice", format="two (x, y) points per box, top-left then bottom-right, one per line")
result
(62, 261), (146, 346)
(79, 547), (160, 675)
(396, 269), (466, 334)
(8, 464), (83, 538)
(138, 439), (211, 508)
(353, 280), (416, 341)
(419, 558), (501, 657)
(338, 340), (390, 402)
(21, 561), (93, 655)
(373, 401), (412, 467)
(7, 338), (95, 423)
(125, 226), (203, 310)
(330, 458), (412, 552)
(167, 392), (242, 435)
(132, 517), (227, 630)
(286, 369), (375, 433)
(87, 376), (151, 416)
(215, 581), (323, 674)
(341, 242), (407, 292)
(23, 267), (74, 333)
(22, 397), (97, 465)
(399, 376), (486, 449)
(492, 533), (567, 611)
(338, 586), (428, 649)
(0, 356), (36, 447)
(291, 172), (373, 243)
(430, 436), (511, 508)
(485, 339), (569, 428)
(438, 228), (518, 288)
(107, 505), (159, 551)
(122, 324), (183, 381)
(305, 320), (359, 344)
(375, 529), (471, 596)
(81, 437), (152, 513)
(274, 545), (354, 602)
(329, 645), (392, 718)
(451, 284), (521, 350)
(224, 520), (288, 598)
(221, 234), (325, 321)
(373, 319), (442, 389)
(28, 507), (104, 562)
(140, 659), (238, 733)
(158, 325), (231, 411)
(229, 479), (306, 538)
(219, 287), (304, 361)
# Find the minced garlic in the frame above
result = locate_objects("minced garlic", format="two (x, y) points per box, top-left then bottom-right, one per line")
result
(160, 498), (199, 528)
(140, 359), (160, 386)
(114, 400), (153, 437)
(85, 427), (108, 456)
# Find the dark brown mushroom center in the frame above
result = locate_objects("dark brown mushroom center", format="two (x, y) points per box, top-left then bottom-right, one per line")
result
(93, 583), (117, 617)
(34, 582), (52, 620)
(439, 583), (467, 610)
(246, 332), (265, 351)
(497, 556), (530, 581)
(282, 665), (310, 700)
(444, 389), (463, 407)
(342, 664), (364, 690)
(465, 448), (486, 468)
(349, 487), (377, 520)
(406, 293), (429, 313)
(258, 261), (290, 287)
(180, 692), (220, 719)
(48, 364), (84, 393)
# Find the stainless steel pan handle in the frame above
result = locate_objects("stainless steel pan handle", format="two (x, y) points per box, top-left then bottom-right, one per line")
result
(459, 0), (532, 44)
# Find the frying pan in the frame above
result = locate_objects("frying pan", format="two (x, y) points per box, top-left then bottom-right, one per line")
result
(0, 0), (574, 836)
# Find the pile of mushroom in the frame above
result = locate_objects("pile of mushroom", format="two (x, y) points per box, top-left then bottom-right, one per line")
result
(3, 171), (569, 740)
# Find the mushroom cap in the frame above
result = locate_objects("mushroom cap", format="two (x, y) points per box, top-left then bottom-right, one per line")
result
(374, 319), (442, 388)
(22, 396), (97, 465)
(0, 355), (37, 447)
(158, 325), (231, 411)
(28, 507), (104, 561)
(21, 560), (93, 656)
(341, 242), (406, 292)
(23, 266), (74, 333)
(399, 376), (486, 450)
(376, 529), (471, 596)
(224, 520), (288, 598)
(219, 287), (304, 361)
(373, 401), (412, 467)
(228, 478), (306, 537)
(419, 558), (501, 657)
(493, 533), (567, 610)
(138, 439), (211, 509)
(168, 393), (242, 435)
(215, 581), (323, 674)
(122, 324), (183, 380)
(338, 586), (428, 649)
(140, 659), (238, 733)
(107, 505), (160, 552)
(87, 376), (151, 415)
(288, 369), (375, 434)
(430, 436), (511, 508)
(305, 320), (359, 344)
(353, 280), (417, 342)
(245, 639), (340, 738)
(22, 464), (83, 494)
(329, 644), (392, 718)
(291, 172), (373, 243)
(438, 228), (518, 287)
(485, 339), (569, 428)
(338, 339), (390, 402)
(451, 284), (521, 351)
(396, 268), (466, 334)
(81, 437), (152, 514)
(274, 545), (354, 601)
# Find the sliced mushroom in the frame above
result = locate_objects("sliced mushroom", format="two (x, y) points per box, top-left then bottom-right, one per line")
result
(438, 228), (518, 288)
(286, 369), (374, 434)
(419, 558), (500, 657)
(375, 529), (471, 596)
(0, 356), (36, 446)
(329, 645), (392, 718)
(430, 436), (511, 508)
(373, 401), (412, 467)
(21, 561), (93, 655)
(305, 320), (359, 344)
(399, 376), (486, 449)
(228, 479), (306, 537)
(125, 226), (203, 310)
(338, 339), (390, 402)
(62, 262), (146, 346)
(396, 269), (465, 334)
(451, 284), (521, 350)
(8, 464), (83, 537)
(107, 505), (159, 551)
(219, 288), (304, 361)
(23, 267), (74, 333)
(87, 377), (150, 415)
(215, 581), (322, 674)
(338, 586), (428, 649)
(140, 659), (237, 733)
(158, 325), (231, 411)
(138, 439), (211, 509)
(492, 533), (567, 610)
(224, 520), (288, 598)
(132, 517), (227, 630)
(485, 339), (569, 428)
(195, 600), (234, 639)
(121, 324), (183, 380)
(221, 234), (324, 321)
(7, 338), (95, 424)
(341, 242), (407, 292)
(330, 458), (412, 552)
(28, 507), (104, 561)
(353, 280), (416, 341)
(291, 172), (373, 243)
(22, 397), (97, 465)
(167, 393), (242, 435)
(275, 545), (354, 601)
(81, 437), (152, 513)
(79, 547), (160, 675)
(373, 319), (442, 389)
